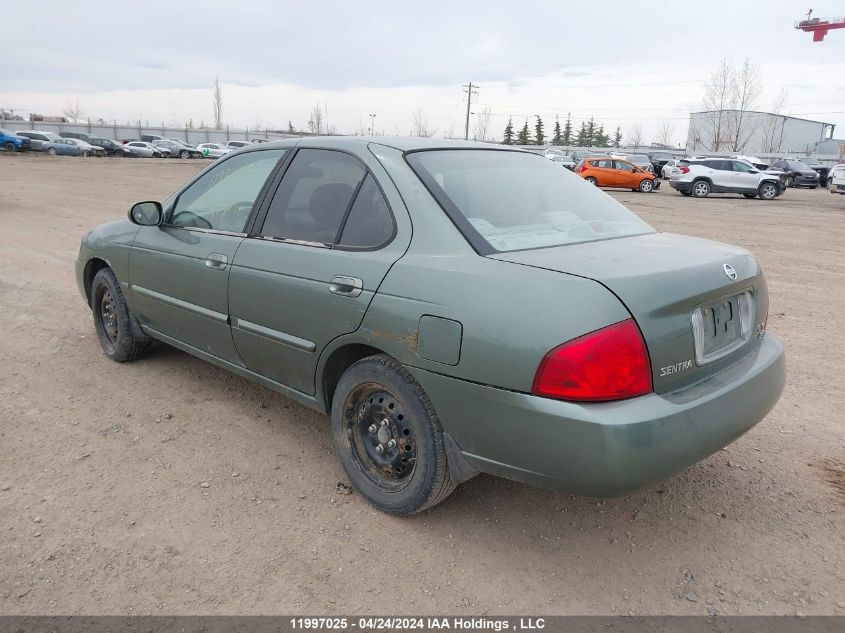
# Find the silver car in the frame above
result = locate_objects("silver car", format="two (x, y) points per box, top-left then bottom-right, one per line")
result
(15, 130), (62, 152)
(124, 141), (169, 158)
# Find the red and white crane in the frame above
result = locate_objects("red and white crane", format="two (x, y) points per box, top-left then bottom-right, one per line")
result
(795, 9), (845, 41)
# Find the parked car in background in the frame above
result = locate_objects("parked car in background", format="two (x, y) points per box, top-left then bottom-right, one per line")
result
(140, 134), (166, 143)
(75, 138), (784, 515)
(64, 138), (106, 157)
(251, 138), (269, 144)
(196, 142), (232, 159)
(0, 128), (31, 152)
(769, 158), (820, 188)
(59, 132), (92, 142)
(729, 155), (770, 171)
(661, 158), (684, 179)
(89, 137), (136, 157)
(577, 157), (660, 192)
(42, 138), (96, 156)
(649, 151), (674, 175)
(551, 154), (576, 170)
(670, 158), (784, 199)
(800, 156), (831, 186)
(153, 138), (202, 159)
(828, 164), (845, 194)
(227, 140), (252, 149)
(15, 130), (62, 151)
(616, 153), (655, 173)
(124, 141), (169, 158)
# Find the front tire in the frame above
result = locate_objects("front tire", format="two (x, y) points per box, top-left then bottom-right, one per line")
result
(91, 268), (151, 362)
(639, 179), (654, 193)
(82, 150), (90, 157)
(758, 182), (778, 200)
(331, 355), (455, 515)
(47, 147), (57, 155)
(179, 150), (190, 159)
(785, 176), (794, 188)
(692, 180), (710, 198)
(4, 142), (15, 152)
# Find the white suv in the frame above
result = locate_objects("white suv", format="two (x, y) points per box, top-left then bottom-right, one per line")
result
(669, 157), (784, 199)
(829, 164), (845, 195)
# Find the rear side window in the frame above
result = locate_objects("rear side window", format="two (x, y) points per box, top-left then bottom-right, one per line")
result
(261, 149), (366, 244)
(593, 159), (613, 169)
(407, 149), (653, 254)
(337, 174), (394, 249)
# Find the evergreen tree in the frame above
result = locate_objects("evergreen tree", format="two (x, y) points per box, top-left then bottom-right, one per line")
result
(516, 120), (531, 145)
(562, 113), (573, 146)
(502, 117), (515, 145)
(594, 124), (609, 147)
(534, 116), (545, 146)
(552, 119), (562, 145)
(287, 120), (295, 133)
(586, 117), (596, 146)
(576, 122), (589, 147)
(613, 126), (622, 148)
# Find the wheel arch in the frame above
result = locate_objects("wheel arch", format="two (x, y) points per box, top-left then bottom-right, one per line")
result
(320, 342), (392, 414)
(83, 257), (111, 306)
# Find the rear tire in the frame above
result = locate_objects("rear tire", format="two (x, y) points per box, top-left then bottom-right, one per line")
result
(585, 177), (597, 186)
(680, 190), (692, 196)
(91, 268), (151, 362)
(743, 193), (756, 199)
(331, 354), (455, 515)
(639, 179), (654, 193)
(692, 180), (710, 198)
(47, 147), (57, 156)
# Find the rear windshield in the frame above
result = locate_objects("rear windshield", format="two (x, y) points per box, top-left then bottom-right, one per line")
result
(406, 149), (654, 254)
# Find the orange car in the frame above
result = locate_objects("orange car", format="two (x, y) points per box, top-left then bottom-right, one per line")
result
(576, 157), (660, 192)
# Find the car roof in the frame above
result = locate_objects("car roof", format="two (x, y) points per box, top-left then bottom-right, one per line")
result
(248, 136), (525, 154)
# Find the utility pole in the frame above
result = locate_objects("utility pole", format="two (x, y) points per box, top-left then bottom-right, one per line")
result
(369, 113), (377, 135)
(463, 82), (479, 140)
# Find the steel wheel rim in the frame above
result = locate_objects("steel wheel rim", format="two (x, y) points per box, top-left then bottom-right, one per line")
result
(343, 383), (417, 491)
(694, 182), (708, 196)
(99, 289), (119, 345)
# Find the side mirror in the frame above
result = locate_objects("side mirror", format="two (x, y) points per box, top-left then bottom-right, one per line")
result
(129, 201), (162, 226)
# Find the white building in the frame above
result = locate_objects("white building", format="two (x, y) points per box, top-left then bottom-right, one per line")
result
(686, 110), (836, 155)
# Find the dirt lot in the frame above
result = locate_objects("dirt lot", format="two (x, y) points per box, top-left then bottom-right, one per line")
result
(1, 153), (843, 616)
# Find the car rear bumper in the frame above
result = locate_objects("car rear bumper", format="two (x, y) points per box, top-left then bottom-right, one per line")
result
(408, 334), (785, 497)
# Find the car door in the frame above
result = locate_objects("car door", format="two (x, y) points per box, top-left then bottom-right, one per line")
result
(228, 147), (409, 395)
(613, 160), (639, 187)
(591, 159), (617, 186)
(730, 160), (760, 191)
(128, 148), (288, 364)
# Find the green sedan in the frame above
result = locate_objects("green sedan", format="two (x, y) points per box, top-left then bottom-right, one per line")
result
(75, 138), (786, 515)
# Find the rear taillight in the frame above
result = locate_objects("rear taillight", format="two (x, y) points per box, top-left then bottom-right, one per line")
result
(579, 163), (588, 173)
(680, 166), (690, 174)
(532, 319), (652, 402)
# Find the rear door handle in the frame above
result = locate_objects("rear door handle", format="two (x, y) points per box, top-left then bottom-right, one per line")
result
(205, 253), (228, 270)
(329, 275), (363, 297)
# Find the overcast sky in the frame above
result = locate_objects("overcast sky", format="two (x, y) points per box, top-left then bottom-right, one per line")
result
(3, 0), (844, 144)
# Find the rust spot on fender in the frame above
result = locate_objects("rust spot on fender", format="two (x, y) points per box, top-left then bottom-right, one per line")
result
(371, 329), (419, 352)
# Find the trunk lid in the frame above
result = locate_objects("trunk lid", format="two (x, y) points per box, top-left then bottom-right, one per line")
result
(490, 233), (769, 394)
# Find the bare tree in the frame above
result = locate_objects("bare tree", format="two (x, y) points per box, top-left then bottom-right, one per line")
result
(760, 88), (789, 153)
(654, 120), (674, 146)
(63, 99), (84, 123)
(212, 78), (223, 130)
(473, 106), (492, 141)
(626, 121), (643, 148)
(698, 59), (736, 151)
(728, 59), (762, 152)
(411, 108), (437, 137)
(307, 102), (324, 134)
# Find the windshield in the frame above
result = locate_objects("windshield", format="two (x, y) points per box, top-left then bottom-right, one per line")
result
(789, 161), (811, 170)
(803, 158), (821, 165)
(628, 155), (650, 164)
(406, 150), (654, 254)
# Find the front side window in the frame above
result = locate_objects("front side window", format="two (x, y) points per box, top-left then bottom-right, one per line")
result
(169, 149), (286, 232)
(615, 161), (636, 172)
(407, 150), (654, 254)
(260, 149), (366, 244)
(732, 161), (753, 172)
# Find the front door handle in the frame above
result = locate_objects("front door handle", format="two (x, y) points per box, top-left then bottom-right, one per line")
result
(205, 253), (228, 271)
(329, 275), (363, 297)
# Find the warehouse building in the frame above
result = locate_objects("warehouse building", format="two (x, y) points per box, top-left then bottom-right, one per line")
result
(686, 110), (836, 155)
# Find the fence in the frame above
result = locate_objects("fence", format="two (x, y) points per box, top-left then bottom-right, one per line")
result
(0, 118), (299, 145)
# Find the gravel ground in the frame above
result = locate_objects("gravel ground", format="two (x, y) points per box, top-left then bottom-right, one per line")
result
(0, 153), (843, 615)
